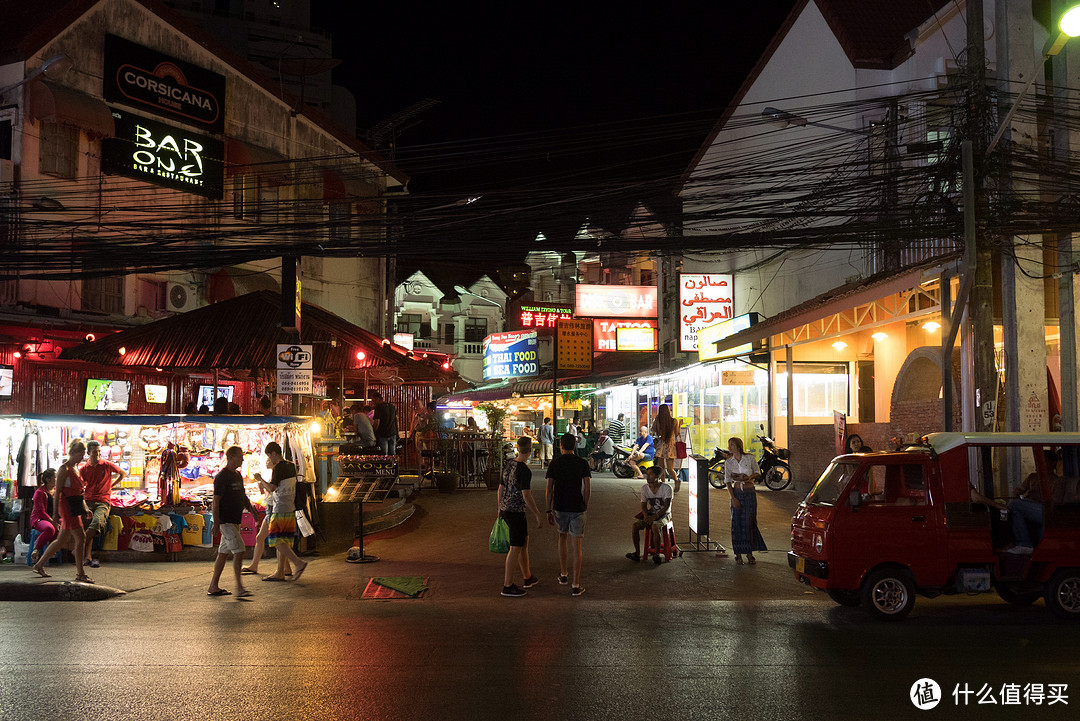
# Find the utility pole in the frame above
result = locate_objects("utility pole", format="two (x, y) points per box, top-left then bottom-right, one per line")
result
(967, 0), (999, 433)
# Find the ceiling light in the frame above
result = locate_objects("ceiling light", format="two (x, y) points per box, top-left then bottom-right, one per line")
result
(871, 332), (888, 341)
(922, 321), (942, 332)
(118, 347), (127, 356)
(832, 341), (848, 351)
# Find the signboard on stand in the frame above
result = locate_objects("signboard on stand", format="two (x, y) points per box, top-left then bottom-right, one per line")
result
(277, 344), (313, 394)
(679, 274), (733, 352)
(689, 455), (707, 535)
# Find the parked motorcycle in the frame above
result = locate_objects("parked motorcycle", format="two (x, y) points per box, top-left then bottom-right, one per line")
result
(706, 426), (791, 491)
(611, 442), (643, 479)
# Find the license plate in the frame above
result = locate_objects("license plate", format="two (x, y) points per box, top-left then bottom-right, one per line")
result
(796, 557), (805, 574)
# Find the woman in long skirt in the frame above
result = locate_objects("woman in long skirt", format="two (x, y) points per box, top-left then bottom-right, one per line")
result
(724, 437), (767, 564)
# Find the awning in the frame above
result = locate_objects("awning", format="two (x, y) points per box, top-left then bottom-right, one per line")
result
(225, 138), (290, 185)
(713, 264), (941, 355)
(26, 79), (114, 139)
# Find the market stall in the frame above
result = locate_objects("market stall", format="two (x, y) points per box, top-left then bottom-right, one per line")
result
(6, 414), (315, 559)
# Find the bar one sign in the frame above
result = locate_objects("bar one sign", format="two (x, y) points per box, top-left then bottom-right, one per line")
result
(575, 284), (657, 319)
(102, 110), (224, 199)
(104, 34), (226, 133)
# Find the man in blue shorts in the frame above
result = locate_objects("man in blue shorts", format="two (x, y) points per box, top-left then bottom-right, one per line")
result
(545, 433), (592, 597)
(498, 437), (545, 597)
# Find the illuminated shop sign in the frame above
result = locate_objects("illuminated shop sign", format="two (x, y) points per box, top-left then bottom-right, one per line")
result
(615, 326), (657, 351)
(697, 312), (762, 362)
(482, 330), (539, 381)
(393, 333), (415, 350)
(679, 273), (734, 352)
(510, 303), (574, 332)
(104, 34), (225, 133)
(594, 319), (658, 352)
(575, 284), (657, 319)
(102, 110), (224, 199)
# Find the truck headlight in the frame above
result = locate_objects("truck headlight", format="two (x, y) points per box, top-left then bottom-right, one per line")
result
(815, 535), (823, 553)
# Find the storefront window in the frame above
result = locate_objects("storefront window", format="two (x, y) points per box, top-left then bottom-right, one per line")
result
(777, 362), (850, 422)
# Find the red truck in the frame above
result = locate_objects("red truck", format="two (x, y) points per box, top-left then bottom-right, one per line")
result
(789, 432), (1080, 620)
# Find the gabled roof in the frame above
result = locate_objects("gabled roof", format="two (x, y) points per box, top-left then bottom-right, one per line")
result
(63, 291), (454, 384)
(679, 0), (950, 191)
(0, 0), (408, 185)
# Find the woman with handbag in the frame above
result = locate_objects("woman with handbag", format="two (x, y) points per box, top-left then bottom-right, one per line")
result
(672, 421), (692, 493)
(31, 438), (93, 583)
(724, 436), (767, 565)
(650, 404), (679, 490)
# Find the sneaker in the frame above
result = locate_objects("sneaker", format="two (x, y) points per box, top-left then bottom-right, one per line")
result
(90, 559), (100, 568)
(522, 575), (539, 589)
(557, 574), (569, 585)
(1003, 545), (1034, 555)
(571, 586), (586, 597)
(501, 584), (526, 597)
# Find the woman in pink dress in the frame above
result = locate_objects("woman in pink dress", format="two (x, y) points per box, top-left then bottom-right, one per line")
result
(29, 469), (58, 564)
(31, 438), (93, 582)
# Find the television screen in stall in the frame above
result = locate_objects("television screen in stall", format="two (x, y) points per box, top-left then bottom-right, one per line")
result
(0, 365), (12, 399)
(83, 379), (132, 411)
(144, 384), (168, 404)
(197, 384), (234, 409)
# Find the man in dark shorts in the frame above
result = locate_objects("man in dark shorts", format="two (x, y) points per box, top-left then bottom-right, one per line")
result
(208, 446), (258, 597)
(545, 433), (592, 597)
(498, 437), (545, 597)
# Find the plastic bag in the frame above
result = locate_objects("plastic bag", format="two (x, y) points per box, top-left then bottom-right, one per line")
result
(295, 510), (315, 537)
(488, 517), (510, 554)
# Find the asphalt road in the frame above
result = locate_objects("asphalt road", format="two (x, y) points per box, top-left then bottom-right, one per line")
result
(1, 474), (1079, 721)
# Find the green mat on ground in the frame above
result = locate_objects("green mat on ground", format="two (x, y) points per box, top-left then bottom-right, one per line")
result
(372, 576), (428, 597)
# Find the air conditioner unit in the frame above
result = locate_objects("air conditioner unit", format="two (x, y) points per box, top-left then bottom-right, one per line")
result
(166, 282), (197, 312)
(0, 159), (14, 194)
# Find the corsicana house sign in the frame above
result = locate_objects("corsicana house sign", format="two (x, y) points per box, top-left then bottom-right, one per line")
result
(103, 34), (225, 134)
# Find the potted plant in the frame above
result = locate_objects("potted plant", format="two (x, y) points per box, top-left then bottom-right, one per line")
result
(476, 402), (507, 489)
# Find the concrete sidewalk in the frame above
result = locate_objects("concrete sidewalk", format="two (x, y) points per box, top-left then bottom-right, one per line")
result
(0, 470), (812, 602)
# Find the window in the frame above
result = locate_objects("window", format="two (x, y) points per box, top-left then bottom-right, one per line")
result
(329, 202), (351, 242)
(83, 277), (124, 314)
(776, 362), (850, 419)
(860, 464), (927, 506)
(464, 317), (487, 343)
(442, 323), (455, 345)
(260, 185), (280, 225)
(139, 279), (166, 315)
(233, 175), (258, 220)
(1, 119), (12, 160)
(39, 122), (78, 178)
(396, 313), (421, 336)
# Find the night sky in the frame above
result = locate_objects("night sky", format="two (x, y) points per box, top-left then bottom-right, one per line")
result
(315, 3), (799, 194)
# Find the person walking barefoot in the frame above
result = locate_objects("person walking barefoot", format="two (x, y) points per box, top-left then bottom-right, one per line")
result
(31, 439), (92, 583)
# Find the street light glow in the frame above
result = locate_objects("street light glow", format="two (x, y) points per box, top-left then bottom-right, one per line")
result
(1061, 5), (1080, 37)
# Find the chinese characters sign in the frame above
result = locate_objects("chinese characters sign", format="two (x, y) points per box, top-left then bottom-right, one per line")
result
(680, 274), (733, 352)
(594, 319), (658, 351)
(482, 331), (539, 381)
(557, 319), (593, 372)
(510, 303), (574, 332)
(575, 285), (657, 319)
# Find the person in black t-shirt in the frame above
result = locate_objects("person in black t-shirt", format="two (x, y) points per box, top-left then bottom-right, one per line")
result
(545, 433), (592, 597)
(208, 446), (258, 597)
(370, 391), (399, 456)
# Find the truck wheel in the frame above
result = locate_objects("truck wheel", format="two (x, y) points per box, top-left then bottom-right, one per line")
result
(1044, 568), (1080, 620)
(996, 584), (1042, 606)
(764, 464), (791, 491)
(861, 568), (916, 621)
(826, 588), (861, 607)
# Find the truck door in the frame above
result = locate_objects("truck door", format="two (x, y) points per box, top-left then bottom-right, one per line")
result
(833, 460), (945, 586)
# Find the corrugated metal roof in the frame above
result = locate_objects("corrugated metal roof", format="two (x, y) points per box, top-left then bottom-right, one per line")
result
(63, 291), (454, 384)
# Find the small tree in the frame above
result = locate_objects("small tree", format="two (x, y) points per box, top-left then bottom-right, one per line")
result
(476, 402), (508, 483)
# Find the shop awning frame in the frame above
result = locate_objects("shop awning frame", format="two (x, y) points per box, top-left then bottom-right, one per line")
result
(26, 78), (114, 138)
(714, 259), (955, 355)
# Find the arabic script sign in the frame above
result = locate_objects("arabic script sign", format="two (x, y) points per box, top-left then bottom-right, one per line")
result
(679, 274), (733, 352)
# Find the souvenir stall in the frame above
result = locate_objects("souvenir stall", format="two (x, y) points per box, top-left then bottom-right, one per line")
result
(11, 414), (316, 558)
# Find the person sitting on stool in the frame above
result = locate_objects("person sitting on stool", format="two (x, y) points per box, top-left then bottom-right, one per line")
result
(590, 431), (614, 471)
(626, 466), (672, 563)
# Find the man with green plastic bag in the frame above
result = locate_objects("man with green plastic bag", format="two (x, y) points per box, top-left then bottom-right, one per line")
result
(497, 436), (545, 597)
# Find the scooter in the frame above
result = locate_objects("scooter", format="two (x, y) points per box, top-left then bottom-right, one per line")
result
(706, 426), (791, 491)
(756, 425), (792, 491)
(611, 442), (644, 479)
